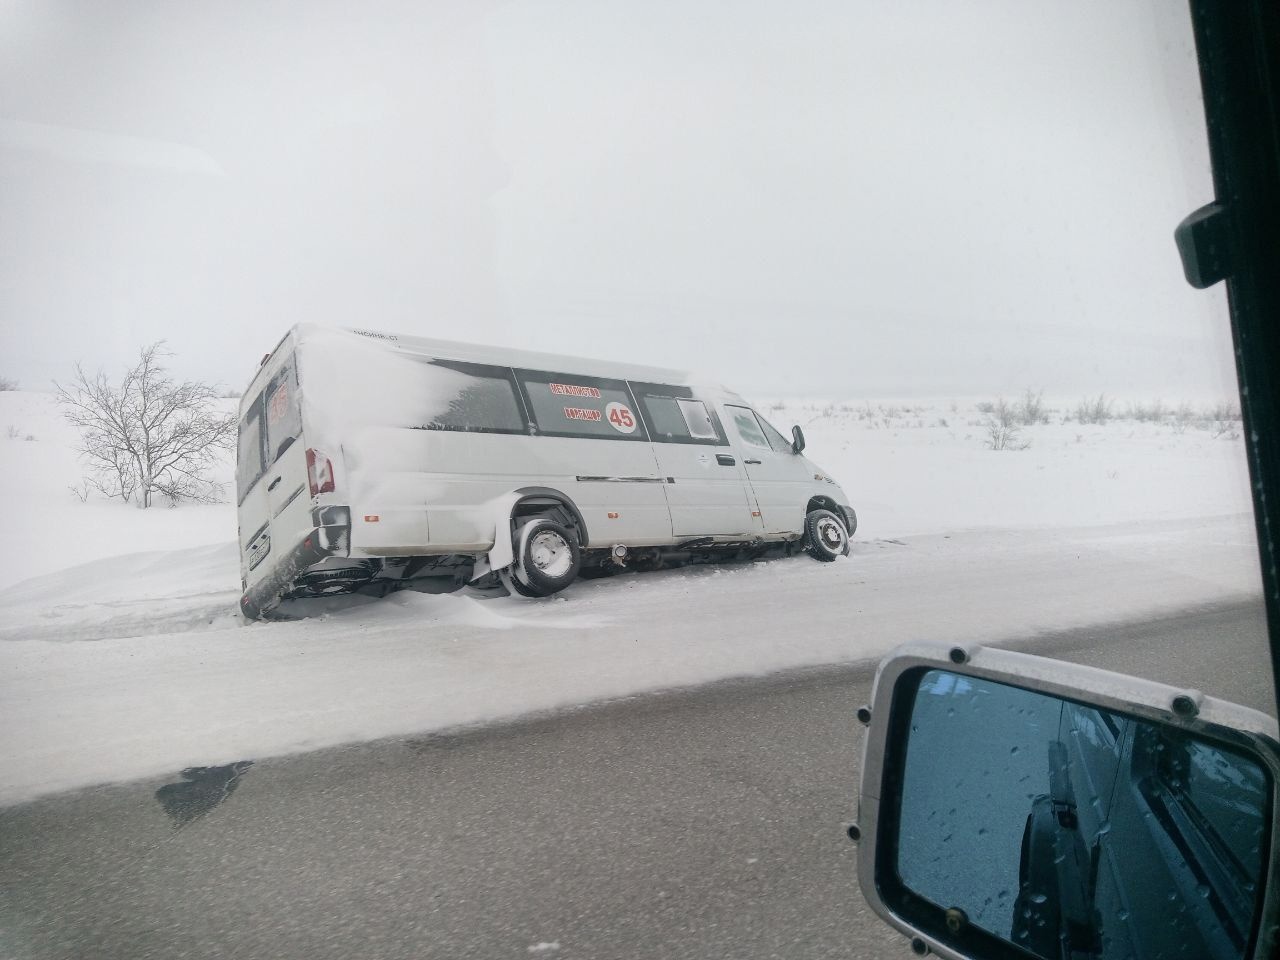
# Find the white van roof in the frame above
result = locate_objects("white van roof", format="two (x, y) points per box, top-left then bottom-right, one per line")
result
(292, 323), (741, 398)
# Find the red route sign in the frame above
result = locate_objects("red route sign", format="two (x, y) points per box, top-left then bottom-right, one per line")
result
(550, 382), (602, 399)
(267, 383), (289, 424)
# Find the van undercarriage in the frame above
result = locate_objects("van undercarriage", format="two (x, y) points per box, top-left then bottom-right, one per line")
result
(243, 497), (855, 620)
(281, 537), (805, 604)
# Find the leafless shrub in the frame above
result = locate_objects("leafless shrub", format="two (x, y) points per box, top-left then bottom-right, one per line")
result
(23, 433), (35, 441)
(0, 377), (18, 391)
(55, 342), (236, 508)
(1124, 400), (1167, 423)
(981, 397), (1030, 450)
(1074, 394), (1113, 425)
(5, 425), (19, 439)
(1190, 401), (1242, 439)
(1170, 402), (1197, 434)
(1206, 401), (1241, 422)
(1017, 389), (1049, 425)
(68, 480), (91, 503)
(985, 419), (1030, 451)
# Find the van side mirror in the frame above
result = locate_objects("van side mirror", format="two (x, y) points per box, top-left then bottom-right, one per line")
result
(852, 643), (1280, 960)
(791, 424), (806, 454)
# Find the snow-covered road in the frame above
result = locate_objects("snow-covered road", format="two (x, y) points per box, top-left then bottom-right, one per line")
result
(0, 513), (1260, 806)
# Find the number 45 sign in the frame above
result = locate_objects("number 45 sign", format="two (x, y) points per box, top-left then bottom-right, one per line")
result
(606, 401), (637, 434)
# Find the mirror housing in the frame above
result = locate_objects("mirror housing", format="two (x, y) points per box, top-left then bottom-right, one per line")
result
(791, 424), (806, 454)
(852, 643), (1280, 960)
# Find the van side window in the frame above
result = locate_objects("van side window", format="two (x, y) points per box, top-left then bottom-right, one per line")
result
(726, 405), (771, 450)
(631, 383), (727, 446)
(757, 413), (794, 453)
(677, 399), (717, 440)
(420, 360), (528, 434)
(516, 370), (648, 441)
(236, 396), (266, 506)
(264, 356), (302, 462)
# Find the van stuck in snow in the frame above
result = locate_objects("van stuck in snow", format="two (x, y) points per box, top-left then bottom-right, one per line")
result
(236, 325), (857, 619)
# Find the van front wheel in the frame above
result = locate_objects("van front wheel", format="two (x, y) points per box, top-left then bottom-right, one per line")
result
(514, 520), (581, 596)
(804, 509), (850, 562)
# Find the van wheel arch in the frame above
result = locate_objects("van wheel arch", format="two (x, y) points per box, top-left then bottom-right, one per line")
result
(509, 487), (588, 547)
(805, 495), (856, 539)
(806, 495), (841, 520)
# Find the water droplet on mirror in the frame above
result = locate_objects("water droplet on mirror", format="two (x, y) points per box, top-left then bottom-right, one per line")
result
(977, 827), (987, 836)
(1009, 746), (1019, 755)
(1117, 909), (1130, 921)
(1197, 885), (1210, 899)
(1030, 893), (1048, 904)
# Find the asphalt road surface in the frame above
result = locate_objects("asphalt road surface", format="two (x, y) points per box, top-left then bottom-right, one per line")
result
(1, 601), (1273, 960)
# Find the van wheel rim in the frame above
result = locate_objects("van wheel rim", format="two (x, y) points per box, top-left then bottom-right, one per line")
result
(530, 531), (573, 578)
(817, 517), (844, 550)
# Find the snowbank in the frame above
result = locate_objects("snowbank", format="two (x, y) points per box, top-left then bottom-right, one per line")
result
(0, 389), (1262, 805)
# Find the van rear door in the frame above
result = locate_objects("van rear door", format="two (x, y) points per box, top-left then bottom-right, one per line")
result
(237, 350), (313, 595)
(259, 355), (312, 553)
(237, 393), (272, 587)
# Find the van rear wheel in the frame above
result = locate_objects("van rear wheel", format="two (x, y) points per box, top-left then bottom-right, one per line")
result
(804, 509), (850, 562)
(513, 520), (581, 596)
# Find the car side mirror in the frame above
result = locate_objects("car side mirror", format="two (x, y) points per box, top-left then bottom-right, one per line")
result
(791, 424), (805, 454)
(851, 643), (1280, 960)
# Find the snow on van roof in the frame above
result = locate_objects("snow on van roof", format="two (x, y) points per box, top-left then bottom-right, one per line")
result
(292, 323), (734, 394)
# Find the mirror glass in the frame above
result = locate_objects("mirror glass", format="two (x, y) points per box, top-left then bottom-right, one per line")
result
(894, 669), (1271, 960)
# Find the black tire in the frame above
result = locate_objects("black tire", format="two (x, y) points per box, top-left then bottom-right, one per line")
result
(513, 519), (581, 596)
(844, 507), (858, 538)
(804, 509), (849, 562)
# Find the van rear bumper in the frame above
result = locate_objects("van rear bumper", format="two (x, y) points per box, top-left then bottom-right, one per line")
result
(239, 506), (352, 621)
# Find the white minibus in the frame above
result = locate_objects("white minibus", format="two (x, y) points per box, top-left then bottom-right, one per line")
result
(236, 325), (856, 619)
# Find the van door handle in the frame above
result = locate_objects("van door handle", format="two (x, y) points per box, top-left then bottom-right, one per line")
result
(267, 476), (282, 492)
(716, 454), (736, 466)
(744, 458), (762, 465)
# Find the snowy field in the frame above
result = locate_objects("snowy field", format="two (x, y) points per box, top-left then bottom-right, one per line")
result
(0, 390), (1262, 805)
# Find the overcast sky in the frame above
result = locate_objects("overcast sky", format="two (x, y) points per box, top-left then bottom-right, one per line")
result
(0, 0), (1239, 401)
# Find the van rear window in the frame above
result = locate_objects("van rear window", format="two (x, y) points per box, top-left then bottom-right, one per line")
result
(236, 400), (266, 506)
(264, 356), (302, 462)
(517, 370), (647, 441)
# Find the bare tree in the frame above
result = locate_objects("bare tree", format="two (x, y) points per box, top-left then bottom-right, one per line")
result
(55, 343), (236, 508)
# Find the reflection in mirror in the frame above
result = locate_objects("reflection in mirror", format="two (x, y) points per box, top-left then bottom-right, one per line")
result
(896, 670), (1270, 960)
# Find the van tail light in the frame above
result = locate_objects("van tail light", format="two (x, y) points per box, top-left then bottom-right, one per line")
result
(306, 448), (335, 496)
